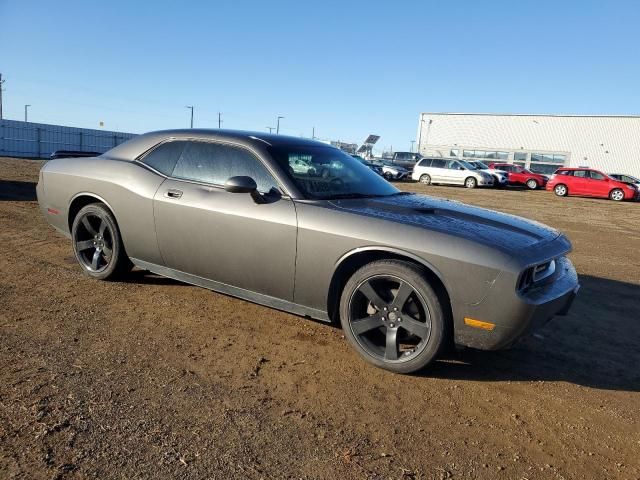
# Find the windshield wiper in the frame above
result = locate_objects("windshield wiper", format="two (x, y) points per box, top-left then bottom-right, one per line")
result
(324, 193), (373, 199)
(325, 191), (411, 200)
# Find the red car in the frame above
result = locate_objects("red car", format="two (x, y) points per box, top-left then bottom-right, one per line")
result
(488, 163), (548, 189)
(546, 167), (638, 201)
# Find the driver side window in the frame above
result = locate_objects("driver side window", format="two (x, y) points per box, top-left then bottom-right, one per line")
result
(172, 141), (279, 193)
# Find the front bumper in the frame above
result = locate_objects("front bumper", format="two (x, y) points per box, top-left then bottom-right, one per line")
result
(478, 177), (494, 187)
(453, 256), (580, 350)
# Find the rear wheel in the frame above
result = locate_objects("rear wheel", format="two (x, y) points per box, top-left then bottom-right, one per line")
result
(384, 172), (394, 181)
(339, 260), (447, 374)
(609, 188), (625, 201)
(464, 177), (477, 189)
(526, 179), (539, 190)
(554, 184), (568, 197)
(71, 203), (132, 280)
(419, 174), (431, 185)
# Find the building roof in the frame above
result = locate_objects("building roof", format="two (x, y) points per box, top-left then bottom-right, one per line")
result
(420, 112), (640, 119)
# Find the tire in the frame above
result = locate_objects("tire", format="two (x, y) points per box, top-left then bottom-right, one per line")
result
(384, 172), (394, 181)
(71, 203), (132, 280)
(339, 260), (447, 374)
(464, 177), (477, 189)
(526, 179), (539, 190)
(419, 174), (431, 185)
(609, 188), (625, 202)
(554, 184), (568, 197)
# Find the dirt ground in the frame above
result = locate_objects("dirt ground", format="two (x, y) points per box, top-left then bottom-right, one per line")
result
(1, 156), (639, 480)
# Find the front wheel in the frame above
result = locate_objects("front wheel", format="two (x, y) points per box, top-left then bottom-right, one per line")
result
(554, 184), (568, 197)
(419, 174), (431, 185)
(71, 203), (132, 280)
(609, 188), (625, 201)
(384, 172), (394, 181)
(526, 179), (539, 190)
(464, 177), (477, 189)
(339, 260), (447, 374)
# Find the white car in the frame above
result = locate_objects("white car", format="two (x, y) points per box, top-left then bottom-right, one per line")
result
(411, 158), (494, 188)
(380, 163), (410, 181)
(466, 160), (509, 187)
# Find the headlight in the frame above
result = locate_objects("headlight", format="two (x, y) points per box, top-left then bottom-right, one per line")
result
(518, 259), (556, 291)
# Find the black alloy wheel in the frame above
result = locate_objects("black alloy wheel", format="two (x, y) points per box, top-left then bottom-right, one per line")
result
(340, 260), (447, 373)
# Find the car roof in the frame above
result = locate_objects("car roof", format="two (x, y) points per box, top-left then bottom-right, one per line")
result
(102, 128), (332, 162)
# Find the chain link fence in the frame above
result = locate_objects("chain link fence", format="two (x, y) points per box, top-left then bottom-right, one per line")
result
(0, 119), (137, 158)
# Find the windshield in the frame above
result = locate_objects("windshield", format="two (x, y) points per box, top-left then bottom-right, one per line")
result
(473, 161), (489, 169)
(268, 145), (400, 199)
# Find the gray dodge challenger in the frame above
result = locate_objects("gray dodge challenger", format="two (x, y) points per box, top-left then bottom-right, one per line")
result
(36, 129), (579, 373)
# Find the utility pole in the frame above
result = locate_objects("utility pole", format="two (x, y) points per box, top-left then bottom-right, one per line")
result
(312, 126), (315, 139)
(0, 73), (5, 120)
(218, 112), (223, 128)
(24, 104), (31, 122)
(266, 126), (275, 134)
(276, 116), (284, 134)
(185, 106), (194, 128)
(410, 140), (415, 152)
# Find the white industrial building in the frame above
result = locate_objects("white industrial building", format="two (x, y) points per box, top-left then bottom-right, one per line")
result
(416, 113), (640, 177)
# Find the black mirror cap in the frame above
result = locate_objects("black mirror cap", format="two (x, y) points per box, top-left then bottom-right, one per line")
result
(224, 176), (258, 194)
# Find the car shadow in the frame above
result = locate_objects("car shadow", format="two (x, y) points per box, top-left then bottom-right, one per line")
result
(122, 269), (185, 287)
(425, 275), (640, 392)
(0, 180), (37, 201)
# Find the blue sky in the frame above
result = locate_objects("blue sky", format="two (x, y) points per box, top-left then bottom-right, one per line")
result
(1, 0), (639, 153)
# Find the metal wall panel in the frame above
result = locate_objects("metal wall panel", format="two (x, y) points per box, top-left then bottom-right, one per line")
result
(0, 119), (137, 158)
(416, 113), (640, 177)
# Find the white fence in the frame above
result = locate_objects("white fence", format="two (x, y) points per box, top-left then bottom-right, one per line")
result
(0, 119), (137, 158)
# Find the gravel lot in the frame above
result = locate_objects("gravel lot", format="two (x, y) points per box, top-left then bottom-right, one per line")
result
(1, 156), (639, 479)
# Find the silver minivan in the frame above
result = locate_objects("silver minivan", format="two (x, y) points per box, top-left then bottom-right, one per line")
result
(411, 158), (494, 188)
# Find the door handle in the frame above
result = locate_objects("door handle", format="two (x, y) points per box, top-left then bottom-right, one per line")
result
(165, 189), (183, 199)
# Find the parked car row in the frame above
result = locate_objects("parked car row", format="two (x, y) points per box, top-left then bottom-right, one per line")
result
(354, 154), (639, 202)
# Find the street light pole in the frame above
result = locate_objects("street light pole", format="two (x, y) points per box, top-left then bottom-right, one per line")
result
(185, 106), (194, 128)
(24, 104), (31, 122)
(266, 127), (275, 133)
(0, 73), (5, 120)
(410, 140), (415, 152)
(276, 116), (284, 134)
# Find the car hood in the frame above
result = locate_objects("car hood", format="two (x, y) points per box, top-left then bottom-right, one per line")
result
(329, 193), (561, 252)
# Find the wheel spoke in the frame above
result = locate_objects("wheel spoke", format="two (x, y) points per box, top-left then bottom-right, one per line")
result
(82, 216), (97, 236)
(351, 315), (383, 335)
(98, 219), (107, 236)
(359, 281), (386, 309)
(102, 244), (112, 257)
(401, 318), (429, 339)
(385, 328), (399, 360)
(392, 281), (413, 311)
(76, 240), (94, 252)
(91, 248), (101, 270)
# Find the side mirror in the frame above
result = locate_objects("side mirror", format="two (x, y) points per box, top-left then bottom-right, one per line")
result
(224, 176), (257, 193)
(459, 166), (465, 170)
(224, 175), (267, 203)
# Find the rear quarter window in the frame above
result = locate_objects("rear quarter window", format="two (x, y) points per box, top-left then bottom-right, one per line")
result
(140, 141), (187, 176)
